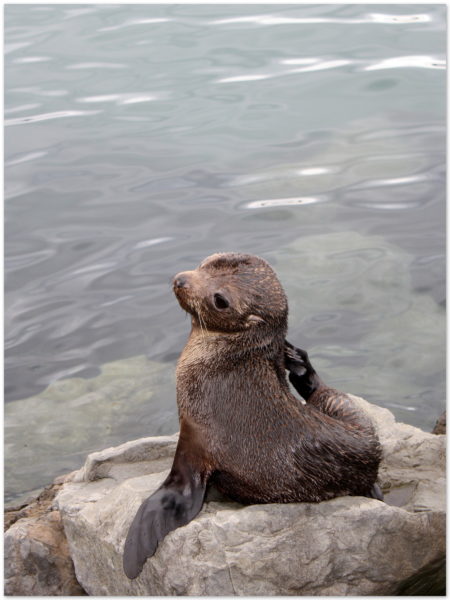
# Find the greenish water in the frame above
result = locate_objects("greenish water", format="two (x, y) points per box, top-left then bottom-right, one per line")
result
(4, 4), (446, 503)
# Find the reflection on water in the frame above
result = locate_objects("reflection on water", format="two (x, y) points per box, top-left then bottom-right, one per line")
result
(4, 4), (445, 503)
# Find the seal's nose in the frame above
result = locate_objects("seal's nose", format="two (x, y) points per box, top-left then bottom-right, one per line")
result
(173, 274), (188, 289)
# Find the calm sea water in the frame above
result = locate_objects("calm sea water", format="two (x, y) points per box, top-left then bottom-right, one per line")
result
(5, 4), (446, 503)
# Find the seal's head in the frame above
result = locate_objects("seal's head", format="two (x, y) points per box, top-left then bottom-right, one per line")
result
(173, 252), (288, 336)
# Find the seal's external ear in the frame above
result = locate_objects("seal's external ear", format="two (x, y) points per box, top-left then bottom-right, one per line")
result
(246, 314), (265, 326)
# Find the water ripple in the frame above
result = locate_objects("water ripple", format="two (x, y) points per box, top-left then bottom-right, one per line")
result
(98, 17), (171, 33)
(133, 237), (173, 250)
(227, 165), (337, 188)
(9, 86), (69, 97)
(100, 295), (134, 308)
(4, 103), (41, 115)
(216, 60), (352, 84)
(218, 54), (444, 84)
(244, 196), (325, 209)
(209, 12), (431, 26)
(281, 58), (330, 66)
(67, 62), (126, 70)
(4, 41), (32, 55)
(217, 73), (272, 84)
(5, 151), (48, 167)
(13, 56), (52, 64)
(70, 262), (117, 277)
(6, 247), (54, 271)
(291, 59), (352, 73)
(364, 55), (445, 70)
(5, 109), (101, 126)
(63, 7), (99, 20)
(352, 174), (430, 190)
(76, 93), (164, 105)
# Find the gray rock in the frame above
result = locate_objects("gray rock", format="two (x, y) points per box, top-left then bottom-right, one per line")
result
(4, 482), (85, 596)
(432, 411), (446, 435)
(55, 396), (445, 596)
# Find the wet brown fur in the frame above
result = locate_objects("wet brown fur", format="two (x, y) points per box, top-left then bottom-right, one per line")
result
(174, 252), (382, 504)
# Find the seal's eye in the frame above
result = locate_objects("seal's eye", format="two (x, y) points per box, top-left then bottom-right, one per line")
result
(213, 293), (229, 310)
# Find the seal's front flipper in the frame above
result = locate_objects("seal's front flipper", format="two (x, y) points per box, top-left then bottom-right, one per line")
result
(284, 340), (323, 400)
(122, 476), (205, 579)
(123, 420), (210, 579)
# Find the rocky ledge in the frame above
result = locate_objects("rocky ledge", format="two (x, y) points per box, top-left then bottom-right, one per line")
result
(5, 396), (446, 596)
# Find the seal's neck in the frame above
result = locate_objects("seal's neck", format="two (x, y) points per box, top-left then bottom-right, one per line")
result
(176, 325), (287, 397)
(188, 319), (285, 358)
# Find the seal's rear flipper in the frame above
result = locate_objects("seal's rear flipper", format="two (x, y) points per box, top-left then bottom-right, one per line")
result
(369, 482), (384, 501)
(123, 418), (211, 579)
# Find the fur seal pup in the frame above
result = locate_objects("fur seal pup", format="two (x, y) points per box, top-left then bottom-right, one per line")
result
(123, 252), (382, 579)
